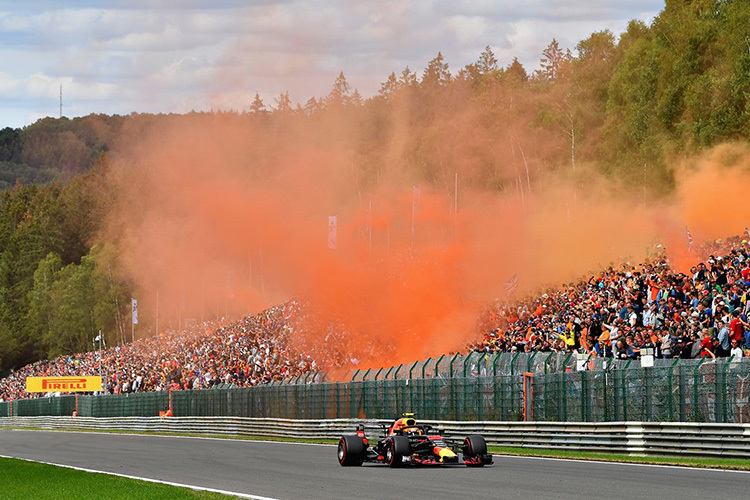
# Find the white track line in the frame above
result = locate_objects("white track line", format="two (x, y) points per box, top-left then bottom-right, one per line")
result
(496, 454), (750, 474)
(0, 454), (280, 500)
(3, 428), (336, 447)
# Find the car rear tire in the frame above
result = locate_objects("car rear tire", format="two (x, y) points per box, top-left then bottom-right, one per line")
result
(386, 436), (410, 468)
(338, 436), (366, 466)
(463, 434), (489, 467)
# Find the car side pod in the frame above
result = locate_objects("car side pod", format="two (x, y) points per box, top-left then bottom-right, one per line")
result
(338, 435), (366, 466)
(462, 434), (493, 467)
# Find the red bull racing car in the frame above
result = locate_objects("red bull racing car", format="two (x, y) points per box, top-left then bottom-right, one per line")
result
(337, 414), (493, 467)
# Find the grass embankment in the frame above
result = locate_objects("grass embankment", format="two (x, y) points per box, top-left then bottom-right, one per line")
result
(6, 426), (750, 471)
(0, 457), (240, 500)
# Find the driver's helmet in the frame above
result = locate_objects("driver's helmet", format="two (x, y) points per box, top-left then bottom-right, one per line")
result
(389, 416), (417, 434)
(403, 426), (422, 435)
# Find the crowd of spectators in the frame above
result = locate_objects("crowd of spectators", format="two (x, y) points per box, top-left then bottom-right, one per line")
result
(0, 302), (317, 401)
(471, 235), (750, 361)
(4, 234), (750, 402)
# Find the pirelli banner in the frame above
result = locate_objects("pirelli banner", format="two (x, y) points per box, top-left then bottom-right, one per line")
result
(26, 376), (102, 393)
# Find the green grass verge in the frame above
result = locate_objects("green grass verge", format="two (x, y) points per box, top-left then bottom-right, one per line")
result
(5, 426), (749, 470)
(0, 457), (240, 500)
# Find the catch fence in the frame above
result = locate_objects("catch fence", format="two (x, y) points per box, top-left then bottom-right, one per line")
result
(2, 357), (749, 423)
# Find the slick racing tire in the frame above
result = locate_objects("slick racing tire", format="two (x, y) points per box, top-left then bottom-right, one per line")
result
(463, 435), (489, 467)
(386, 436), (410, 468)
(338, 435), (366, 466)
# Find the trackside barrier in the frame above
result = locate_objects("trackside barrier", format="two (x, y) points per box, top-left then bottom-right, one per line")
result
(2, 417), (750, 459)
(2, 358), (749, 423)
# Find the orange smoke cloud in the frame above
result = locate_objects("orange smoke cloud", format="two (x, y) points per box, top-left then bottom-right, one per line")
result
(101, 107), (750, 371)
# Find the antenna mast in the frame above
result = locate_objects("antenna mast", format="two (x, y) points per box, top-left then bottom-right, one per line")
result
(59, 83), (63, 118)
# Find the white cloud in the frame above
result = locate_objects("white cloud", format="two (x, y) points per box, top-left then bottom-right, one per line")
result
(0, 0), (664, 128)
(0, 71), (20, 93)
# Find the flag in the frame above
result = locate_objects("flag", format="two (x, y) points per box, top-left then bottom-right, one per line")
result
(504, 273), (518, 296)
(132, 298), (138, 325)
(327, 216), (337, 249)
(412, 186), (420, 217)
(686, 227), (694, 253)
(411, 186), (420, 247)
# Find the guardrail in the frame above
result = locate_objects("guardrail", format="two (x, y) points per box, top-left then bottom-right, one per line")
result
(2, 417), (749, 459)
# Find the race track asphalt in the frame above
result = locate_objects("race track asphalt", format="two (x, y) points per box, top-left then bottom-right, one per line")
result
(1, 429), (749, 500)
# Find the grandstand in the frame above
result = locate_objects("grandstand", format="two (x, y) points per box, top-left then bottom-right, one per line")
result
(2, 233), (750, 424)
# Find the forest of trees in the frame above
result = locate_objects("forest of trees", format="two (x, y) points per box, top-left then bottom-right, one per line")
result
(0, 0), (749, 373)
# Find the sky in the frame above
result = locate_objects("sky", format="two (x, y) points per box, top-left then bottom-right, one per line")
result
(0, 0), (663, 129)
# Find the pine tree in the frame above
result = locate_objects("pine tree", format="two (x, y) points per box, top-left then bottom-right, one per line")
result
(250, 93), (267, 114)
(274, 91), (292, 113)
(398, 66), (418, 87)
(326, 72), (352, 107)
(505, 57), (529, 85)
(536, 39), (572, 81)
(304, 97), (319, 115)
(378, 72), (399, 99)
(422, 52), (451, 87)
(476, 45), (499, 75)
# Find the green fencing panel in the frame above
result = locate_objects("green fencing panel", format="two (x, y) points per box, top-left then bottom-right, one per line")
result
(725, 360), (750, 423)
(3, 359), (749, 422)
(79, 391), (169, 417)
(14, 396), (75, 417)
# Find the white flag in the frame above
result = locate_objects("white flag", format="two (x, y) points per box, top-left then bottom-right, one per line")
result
(132, 298), (138, 325)
(327, 215), (337, 249)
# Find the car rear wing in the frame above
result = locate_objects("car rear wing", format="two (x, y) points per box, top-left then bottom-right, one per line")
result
(354, 422), (450, 439)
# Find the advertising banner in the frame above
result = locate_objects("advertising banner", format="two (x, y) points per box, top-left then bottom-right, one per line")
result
(26, 376), (103, 393)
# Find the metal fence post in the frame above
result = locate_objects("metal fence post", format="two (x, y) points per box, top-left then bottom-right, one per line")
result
(510, 352), (521, 417)
(435, 355), (446, 377)
(351, 369), (361, 382)
(449, 353), (460, 419)
(449, 353), (460, 378)
(693, 357), (707, 422)
(527, 351), (538, 373)
(476, 353), (486, 421)
(544, 353), (555, 420)
(462, 354), (473, 419)
(602, 362), (609, 422)
(717, 358), (732, 423)
(645, 365), (652, 422)
(335, 382), (341, 418)
(667, 358), (679, 421)
(622, 360), (632, 421)
(421, 358), (431, 379)
(544, 352), (555, 375)
(678, 360), (686, 421)
(434, 355), (445, 420)
(349, 380), (355, 419)
(584, 354), (594, 421)
(409, 361), (419, 379)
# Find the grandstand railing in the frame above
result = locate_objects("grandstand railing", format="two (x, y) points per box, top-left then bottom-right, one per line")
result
(335, 351), (716, 383)
(1, 358), (748, 423)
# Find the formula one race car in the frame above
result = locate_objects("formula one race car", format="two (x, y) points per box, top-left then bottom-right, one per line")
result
(337, 413), (493, 467)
